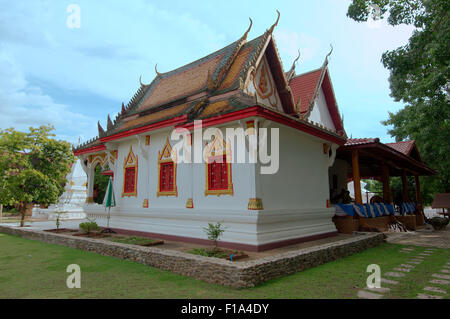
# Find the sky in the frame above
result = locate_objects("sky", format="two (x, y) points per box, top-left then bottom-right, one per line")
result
(0, 0), (416, 145)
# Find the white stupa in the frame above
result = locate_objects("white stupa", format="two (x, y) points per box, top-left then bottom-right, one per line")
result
(32, 158), (87, 220)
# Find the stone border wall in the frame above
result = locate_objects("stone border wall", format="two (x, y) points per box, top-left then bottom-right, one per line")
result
(0, 225), (384, 288)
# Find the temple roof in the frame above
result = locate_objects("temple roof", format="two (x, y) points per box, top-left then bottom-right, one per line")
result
(74, 13), (347, 153)
(289, 68), (322, 114)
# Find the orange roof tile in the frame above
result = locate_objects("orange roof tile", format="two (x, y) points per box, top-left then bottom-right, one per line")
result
(121, 103), (192, 130)
(138, 54), (225, 111)
(217, 46), (253, 91)
(385, 140), (415, 156)
(289, 68), (322, 113)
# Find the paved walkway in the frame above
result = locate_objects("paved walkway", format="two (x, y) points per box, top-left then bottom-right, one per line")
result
(385, 226), (450, 249)
(358, 246), (449, 299)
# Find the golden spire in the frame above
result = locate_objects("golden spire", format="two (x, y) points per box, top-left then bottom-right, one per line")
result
(268, 10), (280, 34)
(289, 49), (300, 73)
(155, 63), (162, 77)
(139, 75), (149, 87)
(325, 44), (333, 63)
(242, 18), (253, 40)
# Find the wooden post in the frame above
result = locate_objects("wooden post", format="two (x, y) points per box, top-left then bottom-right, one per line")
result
(352, 149), (362, 204)
(414, 175), (424, 225)
(401, 169), (410, 202)
(382, 163), (391, 203)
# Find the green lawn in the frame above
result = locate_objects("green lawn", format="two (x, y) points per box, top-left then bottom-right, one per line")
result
(0, 233), (448, 299)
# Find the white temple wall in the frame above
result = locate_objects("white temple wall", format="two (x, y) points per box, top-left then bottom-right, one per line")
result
(309, 87), (336, 131)
(110, 124), (255, 212)
(258, 124), (334, 210)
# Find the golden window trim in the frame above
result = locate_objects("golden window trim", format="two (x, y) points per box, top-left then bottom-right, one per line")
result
(204, 131), (234, 197)
(157, 137), (178, 197)
(122, 146), (138, 197)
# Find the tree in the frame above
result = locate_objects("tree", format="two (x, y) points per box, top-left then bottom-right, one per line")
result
(347, 0), (450, 203)
(0, 125), (74, 226)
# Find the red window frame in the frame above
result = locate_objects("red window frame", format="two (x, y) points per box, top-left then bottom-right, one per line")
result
(208, 155), (228, 190)
(124, 167), (135, 193)
(159, 162), (174, 192)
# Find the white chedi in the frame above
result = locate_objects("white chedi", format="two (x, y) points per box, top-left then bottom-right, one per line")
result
(32, 158), (87, 220)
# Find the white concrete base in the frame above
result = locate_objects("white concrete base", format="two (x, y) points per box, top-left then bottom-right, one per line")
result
(32, 206), (86, 220)
(83, 205), (337, 249)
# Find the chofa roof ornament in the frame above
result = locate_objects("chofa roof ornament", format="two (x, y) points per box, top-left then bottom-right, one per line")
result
(289, 49), (301, 73)
(139, 75), (149, 87)
(242, 18), (253, 41)
(268, 10), (280, 34)
(155, 63), (162, 77)
(325, 44), (333, 63)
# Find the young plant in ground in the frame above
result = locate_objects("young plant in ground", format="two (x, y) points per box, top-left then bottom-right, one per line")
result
(55, 211), (67, 230)
(203, 222), (225, 252)
(79, 218), (101, 235)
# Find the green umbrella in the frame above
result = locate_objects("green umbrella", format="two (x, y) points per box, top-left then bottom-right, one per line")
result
(102, 177), (116, 233)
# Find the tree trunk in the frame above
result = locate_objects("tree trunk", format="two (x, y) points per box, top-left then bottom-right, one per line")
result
(0, 203), (3, 224)
(20, 202), (25, 227)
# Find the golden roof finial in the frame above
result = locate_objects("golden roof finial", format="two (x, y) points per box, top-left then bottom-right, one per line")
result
(326, 44), (333, 61)
(139, 75), (149, 87)
(290, 49), (301, 72)
(268, 10), (280, 34)
(155, 63), (162, 77)
(242, 18), (253, 40)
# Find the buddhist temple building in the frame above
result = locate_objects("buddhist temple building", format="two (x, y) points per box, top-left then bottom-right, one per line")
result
(73, 12), (435, 250)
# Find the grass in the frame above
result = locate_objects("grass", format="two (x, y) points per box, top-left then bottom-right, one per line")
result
(187, 247), (230, 258)
(110, 236), (159, 246)
(0, 233), (448, 298)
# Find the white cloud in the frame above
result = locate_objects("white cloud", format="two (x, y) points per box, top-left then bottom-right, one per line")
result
(274, 28), (321, 64)
(0, 47), (96, 141)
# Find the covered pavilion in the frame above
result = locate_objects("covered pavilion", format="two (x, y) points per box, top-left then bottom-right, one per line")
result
(331, 138), (436, 227)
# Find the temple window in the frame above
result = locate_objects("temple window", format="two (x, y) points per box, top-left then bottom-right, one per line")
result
(122, 146), (138, 197)
(204, 131), (233, 196)
(208, 155), (228, 190)
(157, 137), (178, 197)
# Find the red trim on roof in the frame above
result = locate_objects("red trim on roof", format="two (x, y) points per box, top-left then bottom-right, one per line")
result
(99, 114), (189, 143)
(73, 144), (106, 156)
(265, 38), (296, 115)
(179, 105), (346, 145)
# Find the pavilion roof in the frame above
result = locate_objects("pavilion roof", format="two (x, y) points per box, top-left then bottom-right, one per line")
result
(431, 193), (450, 209)
(338, 138), (436, 177)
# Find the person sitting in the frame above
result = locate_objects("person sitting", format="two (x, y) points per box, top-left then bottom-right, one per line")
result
(331, 189), (353, 204)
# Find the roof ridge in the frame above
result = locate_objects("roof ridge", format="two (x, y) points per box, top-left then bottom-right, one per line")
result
(289, 67), (323, 81)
